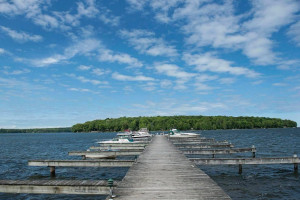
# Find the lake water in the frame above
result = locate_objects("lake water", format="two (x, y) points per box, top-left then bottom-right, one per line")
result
(0, 128), (299, 199)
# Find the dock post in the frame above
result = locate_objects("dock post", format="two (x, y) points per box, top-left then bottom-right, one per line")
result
(50, 166), (55, 177)
(252, 145), (256, 158)
(294, 154), (298, 173)
(212, 154), (215, 158)
(82, 155), (86, 160)
(107, 178), (115, 199)
(238, 164), (242, 174)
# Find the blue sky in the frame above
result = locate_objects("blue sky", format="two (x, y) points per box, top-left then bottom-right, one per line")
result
(0, 0), (300, 128)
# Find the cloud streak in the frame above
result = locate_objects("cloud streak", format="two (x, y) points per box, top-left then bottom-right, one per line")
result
(120, 29), (178, 57)
(0, 26), (42, 42)
(112, 72), (155, 81)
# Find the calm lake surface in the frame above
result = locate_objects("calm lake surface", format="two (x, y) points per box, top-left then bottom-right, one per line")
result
(0, 128), (299, 200)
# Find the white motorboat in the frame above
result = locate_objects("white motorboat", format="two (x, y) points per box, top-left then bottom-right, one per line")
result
(169, 129), (199, 138)
(132, 128), (151, 138)
(116, 129), (132, 137)
(97, 138), (134, 144)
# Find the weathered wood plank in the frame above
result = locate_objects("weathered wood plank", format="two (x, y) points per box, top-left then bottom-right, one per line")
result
(68, 151), (142, 157)
(183, 147), (256, 155)
(98, 143), (148, 147)
(172, 141), (230, 145)
(28, 160), (134, 167)
(190, 157), (300, 165)
(90, 146), (145, 150)
(0, 180), (116, 195)
(177, 144), (234, 149)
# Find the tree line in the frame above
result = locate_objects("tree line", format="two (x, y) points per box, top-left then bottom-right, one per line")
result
(71, 115), (297, 132)
(0, 127), (72, 133)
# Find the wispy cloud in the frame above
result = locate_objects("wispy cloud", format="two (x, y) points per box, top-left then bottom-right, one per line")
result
(69, 87), (92, 92)
(0, 0), (118, 31)
(2, 68), (31, 75)
(67, 73), (108, 85)
(98, 49), (143, 68)
(78, 65), (92, 71)
(30, 38), (101, 67)
(0, 48), (5, 54)
(154, 63), (195, 79)
(112, 72), (155, 81)
(183, 53), (260, 78)
(120, 29), (178, 57)
(288, 21), (300, 47)
(136, 0), (300, 66)
(219, 77), (236, 85)
(0, 26), (42, 42)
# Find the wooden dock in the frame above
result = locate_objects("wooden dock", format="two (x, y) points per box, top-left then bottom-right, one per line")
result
(2, 132), (297, 198)
(190, 156), (300, 173)
(111, 135), (231, 199)
(99, 143), (148, 147)
(28, 160), (134, 167)
(0, 180), (115, 195)
(177, 144), (234, 149)
(90, 146), (145, 150)
(68, 150), (142, 158)
(183, 147), (256, 158)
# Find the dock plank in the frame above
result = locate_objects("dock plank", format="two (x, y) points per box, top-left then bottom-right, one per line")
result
(0, 180), (116, 195)
(28, 160), (134, 167)
(112, 135), (231, 200)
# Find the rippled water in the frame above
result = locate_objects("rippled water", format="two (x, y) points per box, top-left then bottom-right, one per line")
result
(0, 128), (299, 199)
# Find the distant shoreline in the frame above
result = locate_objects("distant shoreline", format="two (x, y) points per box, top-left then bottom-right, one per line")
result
(1, 126), (298, 134)
(0, 127), (72, 134)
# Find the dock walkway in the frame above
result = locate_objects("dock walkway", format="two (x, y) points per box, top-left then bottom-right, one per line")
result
(112, 135), (231, 199)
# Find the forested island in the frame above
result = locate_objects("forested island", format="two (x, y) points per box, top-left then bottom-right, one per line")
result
(71, 116), (297, 132)
(0, 127), (72, 133)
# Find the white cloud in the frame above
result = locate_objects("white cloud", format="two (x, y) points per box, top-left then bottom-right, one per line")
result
(196, 74), (218, 82)
(2, 68), (30, 75)
(0, 0), (42, 16)
(273, 83), (287, 86)
(125, 0), (147, 11)
(219, 77), (235, 85)
(141, 82), (157, 91)
(112, 72), (155, 81)
(183, 53), (260, 78)
(154, 63), (195, 79)
(194, 82), (214, 91)
(288, 21), (300, 47)
(154, 63), (196, 90)
(142, 0), (300, 66)
(99, 8), (120, 26)
(120, 29), (178, 57)
(67, 73), (108, 85)
(126, 0), (183, 23)
(31, 38), (101, 67)
(98, 49), (143, 68)
(160, 80), (172, 88)
(0, 0), (118, 31)
(92, 68), (105, 76)
(78, 65), (92, 71)
(77, 0), (99, 18)
(0, 26), (42, 42)
(0, 48), (5, 54)
(69, 88), (92, 92)
(245, 0), (299, 35)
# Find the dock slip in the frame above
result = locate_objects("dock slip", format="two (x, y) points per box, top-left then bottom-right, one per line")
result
(112, 135), (231, 200)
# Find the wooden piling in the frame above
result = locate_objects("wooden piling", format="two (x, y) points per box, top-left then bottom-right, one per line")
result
(238, 164), (242, 174)
(49, 166), (55, 177)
